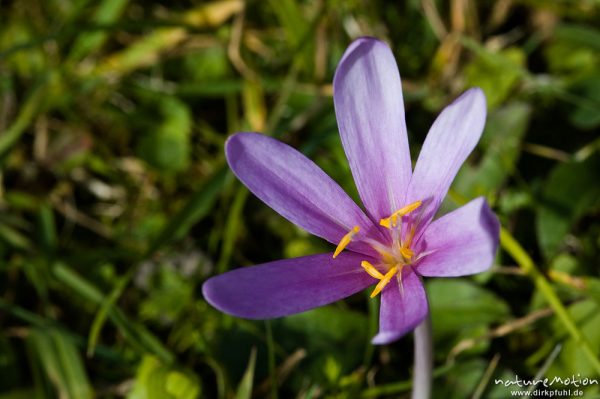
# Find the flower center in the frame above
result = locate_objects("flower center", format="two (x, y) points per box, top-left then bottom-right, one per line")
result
(332, 200), (423, 298)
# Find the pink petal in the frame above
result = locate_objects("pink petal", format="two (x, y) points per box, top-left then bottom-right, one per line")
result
(226, 132), (383, 256)
(333, 37), (412, 221)
(406, 88), (487, 238)
(416, 197), (499, 277)
(372, 267), (429, 344)
(202, 252), (377, 319)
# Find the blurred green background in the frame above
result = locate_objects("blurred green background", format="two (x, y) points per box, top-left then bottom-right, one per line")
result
(1, 0), (600, 398)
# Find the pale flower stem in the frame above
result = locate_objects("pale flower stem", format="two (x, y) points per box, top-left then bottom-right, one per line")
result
(411, 314), (433, 399)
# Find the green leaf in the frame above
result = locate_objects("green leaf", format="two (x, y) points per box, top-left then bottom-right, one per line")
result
(0, 390), (37, 399)
(137, 96), (192, 173)
(545, 24), (600, 76)
(0, 79), (47, 162)
(0, 222), (32, 250)
(282, 306), (368, 348)
(569, 75), (600, 129)
(139, 266), (194, 324)
(549, 300), (600, 379)
(52, 262), (174, 363)
(267, 0), (314, 72)
(148, 165), (228, 254)
(427, 279), (511, 339)
(127, 356), (201, 399)
(555, 24), (600, 52)
(181, 46), (230, 83)
(68, 0), (129, 62)
(435, 359), (515, 399)
(536, 154), (600, 257)
(234, 347), (257, 399)
(217, 185), (248, 273)
(4, 190), (40, 211)
(0, 20), (47, 78)
(455, 102), (531, 198)
(89, 164), (227, 357)
(37, 203), (57, 254)
(268, 0), (307, 48)
(27, 328), (93, 399)
(277, 305), (368, 382)
(585, 277), (600, 306)
(464, 46), (526, 109)
(0, 337), (20, 391)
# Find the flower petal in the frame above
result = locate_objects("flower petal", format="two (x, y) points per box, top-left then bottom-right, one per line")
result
(333, 37), (412, 221)
(406, 88), (487, 235)
(372, 267), (428, 344)
(416, 197), (499, 277)
(202, 252), (377, 319)
(226, 132), (382, 255)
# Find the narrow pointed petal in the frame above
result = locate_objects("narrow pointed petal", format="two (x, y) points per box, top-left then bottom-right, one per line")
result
(333, 37), (412, 221)
(202, 252), (377, 319)
(416, 197), (499, 277)
(226, 132), (382, 255)
(406, 88), (487, 235)
(372, 268), (428, 345)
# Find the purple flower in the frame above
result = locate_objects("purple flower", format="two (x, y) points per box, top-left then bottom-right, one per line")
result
(202, 37), (499, 344)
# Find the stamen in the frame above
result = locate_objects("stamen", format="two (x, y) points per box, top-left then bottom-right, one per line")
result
(370, 266), (399, 298)
(400, 246), (414, 260)
(363, 238), (393, 259)
(333, 225), (360, 258)
(379, 200), (423, 229)
(404, 225), (416, 247)
(398, 266), (405, 297)
(413, 249), (437, 262)
(361, 261), (385, 279)
(379, 214), (399, 229)
(399, 200), (423, 215)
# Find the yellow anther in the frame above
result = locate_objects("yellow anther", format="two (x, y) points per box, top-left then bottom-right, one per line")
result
(379, 214), (399, 229)
(400, 246), (414, 260)
(361, 261), (385, 280)
(379, 200), (423, 229)
(398, 200), (423, 215)
(333, 225), (360, 258)
(370, 266), (399, 298)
